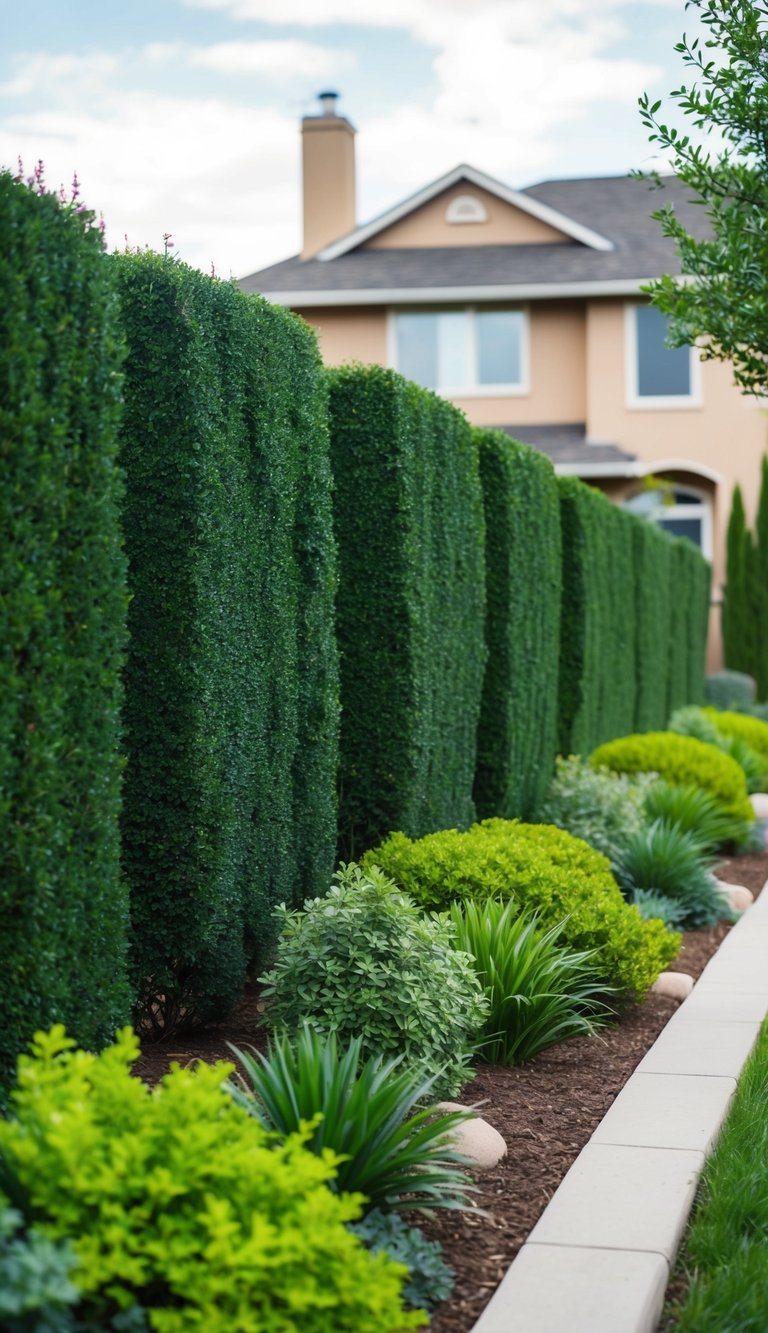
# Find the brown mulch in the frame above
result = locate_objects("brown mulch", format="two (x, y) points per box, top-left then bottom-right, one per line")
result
(133, 851), (768, 1333)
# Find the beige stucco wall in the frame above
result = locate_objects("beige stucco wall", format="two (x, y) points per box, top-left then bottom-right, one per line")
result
(586, 298), (768, 669)
(366, 183), (572, 248)
(294, 306), (388, 367)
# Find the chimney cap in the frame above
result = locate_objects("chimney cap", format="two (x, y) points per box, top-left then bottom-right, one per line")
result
(317, 90), (340, 116)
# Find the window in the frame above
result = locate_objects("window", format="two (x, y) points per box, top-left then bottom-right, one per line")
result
(626, 304), (700, 407)
(392, 309), (527, 395)
(445, 195), (488, 224)
(624, 484), (712, 557)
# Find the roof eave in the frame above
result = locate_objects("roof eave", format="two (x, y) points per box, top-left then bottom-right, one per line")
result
(253, 277), (667, 306)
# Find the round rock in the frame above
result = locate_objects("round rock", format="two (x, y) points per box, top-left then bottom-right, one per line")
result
(651, 971), (694, 1000)
(436, 1101), (507, 1171)
(713, 877), (754, 912)
(750, 793), (768, 821)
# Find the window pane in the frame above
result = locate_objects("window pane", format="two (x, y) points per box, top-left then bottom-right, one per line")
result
(657, 516), (702, 548)
(437, 312), (469, 387)
(396, 313), (439, 388)
(636, 305), (691, 397)
(476, 311), (523, 386)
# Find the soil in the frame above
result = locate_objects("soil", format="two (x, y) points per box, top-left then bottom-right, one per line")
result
(133, 850), (768, 1333)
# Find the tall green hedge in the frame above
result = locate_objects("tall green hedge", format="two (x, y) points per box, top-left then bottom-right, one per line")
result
(116, 254), (337, 1034)
(0, 173), (130, 1091)
(473, 430), (561, 818)
(633, 519), (674, 730)
(327, 366), (485, 856)
(558, 478), (636, 754)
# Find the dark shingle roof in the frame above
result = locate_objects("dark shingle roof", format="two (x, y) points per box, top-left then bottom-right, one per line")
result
(239, 175), (705, 296)
(496, 423), (638, 469)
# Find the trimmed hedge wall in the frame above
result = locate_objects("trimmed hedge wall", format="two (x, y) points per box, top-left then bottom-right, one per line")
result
(116, 254), (338, 1034)
(558, 478), (636, 755)
(473, 429), (561, 819)
(327, 365), (486, 857)
(633, 519), (674, 731)
(0, 174), (130, 1090)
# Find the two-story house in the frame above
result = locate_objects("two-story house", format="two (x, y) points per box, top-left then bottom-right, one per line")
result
(240, 93), (768, 668)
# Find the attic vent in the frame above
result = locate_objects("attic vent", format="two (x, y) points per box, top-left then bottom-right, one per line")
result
(446, 194), (488, 224)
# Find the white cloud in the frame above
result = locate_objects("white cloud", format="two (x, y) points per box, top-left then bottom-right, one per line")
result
(144, 38), (354, 79)
(0, 53), (119, 98)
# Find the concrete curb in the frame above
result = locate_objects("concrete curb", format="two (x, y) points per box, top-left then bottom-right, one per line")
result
(469, 879), (768, 1333)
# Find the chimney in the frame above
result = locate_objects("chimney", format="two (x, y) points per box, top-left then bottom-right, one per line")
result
(301, 91), (356, 259)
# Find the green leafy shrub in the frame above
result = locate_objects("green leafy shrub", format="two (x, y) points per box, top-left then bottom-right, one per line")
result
(448, 899), (611, 1064)
(228, 1027), (474, 1213)
(670, 707), (768, 793)
(327, 364), (485, 857)
(705, 670), (756, 712)
(473, 429), (561, 819)
(534, 755), (651, 865)
(115, 253), (338, 1035)
(615, 821), (730, 930)
(0, 1198), (80, 1332)
(644, 780), (751, 852)
(703, 707), (768, 764)
(631, 890), (688, 930)
(350, 1210), (454, 1313)
(259, 863), (488, 1097)
(0, 1027), (424, 1333)
(591, 731), (754, 824)
(365, 821), (679, 1001)
(0, 171), (130, 1093)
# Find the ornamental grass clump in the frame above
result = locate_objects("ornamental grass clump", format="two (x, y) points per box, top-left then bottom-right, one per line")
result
(259, 863), (489, 1097)
(614, 820), (732, 930)
(365, 820), (679, 1001)
(448, 898), (612, 1065)
(0, 1027), (424, 1333)
(644, 779), (754, 852)
(228, 1027), (474, 1214)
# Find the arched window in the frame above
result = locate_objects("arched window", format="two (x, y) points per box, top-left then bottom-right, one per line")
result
(624, 484), (712, 558)
(445, 195), (488, 224)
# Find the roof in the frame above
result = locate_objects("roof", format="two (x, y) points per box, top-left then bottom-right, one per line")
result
(497, 423), (641, 478)
(239, 173), (704, 305)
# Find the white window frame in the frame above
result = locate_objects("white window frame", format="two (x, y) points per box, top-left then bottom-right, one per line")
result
(624, 483), (713, 559)
(624, 303), (702, 410)
(387, 306), (530, 398)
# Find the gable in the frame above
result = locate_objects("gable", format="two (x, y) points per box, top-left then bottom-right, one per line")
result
(364, 182), (574, 250)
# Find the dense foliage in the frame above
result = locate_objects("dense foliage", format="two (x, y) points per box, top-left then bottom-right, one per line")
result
(366, 820), (679, 1000)
(704, 707), (768, 765)
(259, 863), (488, 1096)
(615, 820), (729, 930)
(350, 1211), (455, 1314)
(473, 429), (561, 819)
(115, 253), (338, 1034)
(0, 171), (130, 1094)
(670, 705), (768, 792)
(327, 365), (485, 857)
(644, 779), (751, 852)
(535, 755), (651, 867)
(0, 1027), (423, 1333)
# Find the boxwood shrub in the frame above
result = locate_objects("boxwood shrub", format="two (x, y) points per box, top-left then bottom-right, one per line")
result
(327, 366), (485, 857)
(365, 820), (679, 1000)
(0, 171), (130, 1093)
(591, 732), (754, 825)
(0, 1027), (421, 1333)
(473, 429), (561, 819)
(703, 708), (768, 764)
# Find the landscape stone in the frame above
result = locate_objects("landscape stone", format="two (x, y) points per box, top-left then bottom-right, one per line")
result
(749, 792), (768, 821)
(650, 971), (694, 1000)
(436, 1101), (507, 1170)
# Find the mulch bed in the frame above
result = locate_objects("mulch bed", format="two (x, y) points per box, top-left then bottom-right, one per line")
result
(133, 851), (768, 1333)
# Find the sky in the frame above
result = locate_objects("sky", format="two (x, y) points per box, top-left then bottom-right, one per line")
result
(0, 0), (703, 279)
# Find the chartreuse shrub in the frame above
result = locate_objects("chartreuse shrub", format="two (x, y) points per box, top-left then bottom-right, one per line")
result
(703, 707), (768, 766)
(472, 429), (561, 819)
(558, 478), (637, 755)
(0, 172), (130, 1094)
(327, 365), (485, 857)
(115, 253), (338, 1035)
(229, 1027), (473, 1213)
(448, 899), (611, 1064)
(365, 821), (679, 1001)
(666, 1020), (768, 1332)
(591, 731), (755, 824)
(535, 755), (652, 867)
(0, 1027), (424, 1333)
(260, 863), (488, 1097)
